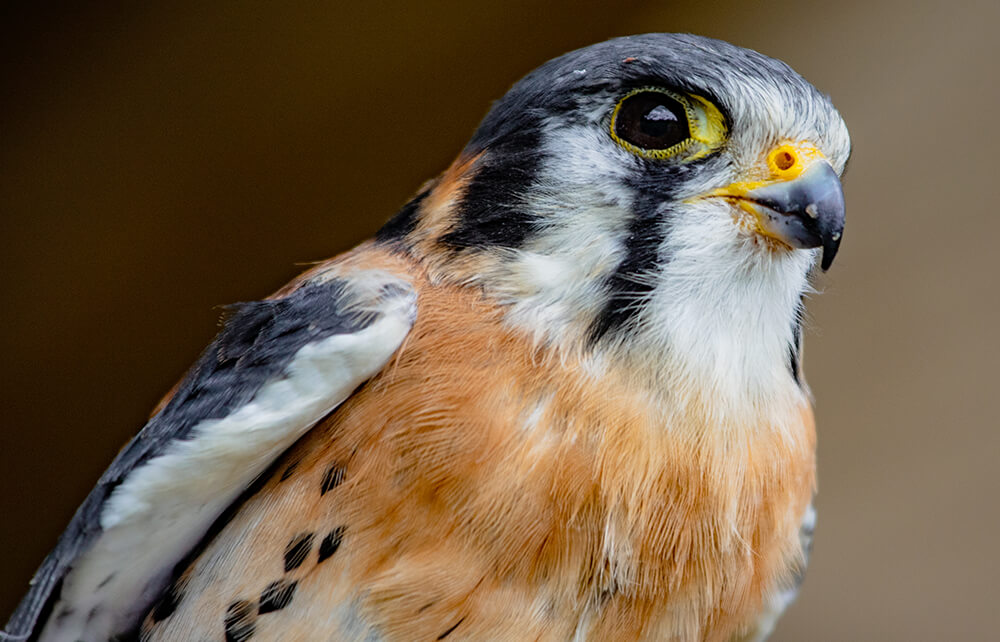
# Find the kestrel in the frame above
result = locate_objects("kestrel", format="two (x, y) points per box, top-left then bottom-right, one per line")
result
(5, 33), (849, 642)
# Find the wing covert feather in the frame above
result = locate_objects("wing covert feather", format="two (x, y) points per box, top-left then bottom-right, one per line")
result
(3, 265), (417, 642)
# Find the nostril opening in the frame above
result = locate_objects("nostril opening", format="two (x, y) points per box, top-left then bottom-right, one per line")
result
(774, 150), (796, 171)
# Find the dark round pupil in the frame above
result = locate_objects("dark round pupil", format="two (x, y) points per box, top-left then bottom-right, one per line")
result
(615, 92), (690, 151)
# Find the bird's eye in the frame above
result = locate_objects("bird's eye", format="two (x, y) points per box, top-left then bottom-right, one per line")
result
(610, 87), (727, 161)
(613, 91), (689, 151)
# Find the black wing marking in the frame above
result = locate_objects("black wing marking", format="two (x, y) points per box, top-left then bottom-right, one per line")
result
(3, 275), (416, 641)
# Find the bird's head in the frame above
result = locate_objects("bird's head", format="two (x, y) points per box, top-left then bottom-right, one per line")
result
(378, 34), (850, 405)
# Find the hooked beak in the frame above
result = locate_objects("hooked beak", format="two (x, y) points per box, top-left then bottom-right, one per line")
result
(708, 143), (846, 270)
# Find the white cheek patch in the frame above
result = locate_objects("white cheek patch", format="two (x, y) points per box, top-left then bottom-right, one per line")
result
(635, 199), (814, 415)
(479, 123), (637, 348)
(479, 121), (819, 417)
(515, 252), (580, 292)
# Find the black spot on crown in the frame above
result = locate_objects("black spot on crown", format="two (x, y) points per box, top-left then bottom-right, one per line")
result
(283, 533), (314, 572)
(224, 600), (257, 642)
(317, 526), (347, 563)
(258, 580), (297, 615)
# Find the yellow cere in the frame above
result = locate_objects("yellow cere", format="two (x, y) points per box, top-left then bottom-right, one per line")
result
(697, 141), (829, 244)
(610, 87), (727, 161)
(710, 142), (828, 197)
(766, 143), (825, 181)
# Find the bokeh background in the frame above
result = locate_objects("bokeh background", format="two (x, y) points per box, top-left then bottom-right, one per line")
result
(2, 1), (998, 639)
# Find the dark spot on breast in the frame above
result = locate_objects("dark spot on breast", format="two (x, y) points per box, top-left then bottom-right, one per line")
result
(150, 576), (185, 622)
(317, 526), (347, 563)
(224, 600), (257, 642)
(436, 616), (466, 640)
(284, 533), (314, 572)
(320, 464), (346, 495)
(258, 579), (297, 614)
(279, 460), (299, 482)
(96, 572), (116, 590)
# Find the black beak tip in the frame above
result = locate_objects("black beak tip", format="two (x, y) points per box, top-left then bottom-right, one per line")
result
(738, 159), (846, 272)
(820, 231), (842, 271)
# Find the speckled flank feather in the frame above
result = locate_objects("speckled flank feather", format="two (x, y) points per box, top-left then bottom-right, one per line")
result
(143, 245), (816, 642)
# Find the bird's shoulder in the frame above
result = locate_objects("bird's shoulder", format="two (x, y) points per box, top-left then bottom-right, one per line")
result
(7, 242), (419, 642)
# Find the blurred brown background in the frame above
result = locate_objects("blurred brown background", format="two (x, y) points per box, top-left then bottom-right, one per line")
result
(2, 1), (997, 639)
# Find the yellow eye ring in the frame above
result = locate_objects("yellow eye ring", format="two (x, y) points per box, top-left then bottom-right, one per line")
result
(610, 87), (727, 161)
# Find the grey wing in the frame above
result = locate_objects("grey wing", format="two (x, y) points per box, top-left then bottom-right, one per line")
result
(2, 269), (417, 642)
